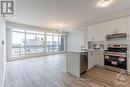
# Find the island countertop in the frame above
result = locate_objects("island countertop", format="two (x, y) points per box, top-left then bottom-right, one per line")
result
(67, 50), (88, 53)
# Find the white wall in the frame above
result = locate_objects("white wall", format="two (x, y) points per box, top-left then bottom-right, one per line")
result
(77, 7), (130, 28)
(67, 30), (84, 50)
(6, 28), (12, 60)
(0, 17), (6, 87)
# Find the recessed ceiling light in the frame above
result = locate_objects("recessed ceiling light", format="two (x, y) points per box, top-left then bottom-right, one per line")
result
(98, 0), (112, 7)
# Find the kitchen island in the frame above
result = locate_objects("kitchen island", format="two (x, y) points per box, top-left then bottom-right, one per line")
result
(66, 50), (88, 77)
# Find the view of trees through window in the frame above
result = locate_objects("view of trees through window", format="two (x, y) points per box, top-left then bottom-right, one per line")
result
(12, 29), (65, 57)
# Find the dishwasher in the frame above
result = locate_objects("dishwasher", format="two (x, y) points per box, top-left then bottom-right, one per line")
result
(80, 52), (88, 74)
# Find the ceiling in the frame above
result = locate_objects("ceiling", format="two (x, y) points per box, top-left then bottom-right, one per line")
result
(5, 0), (130, 31)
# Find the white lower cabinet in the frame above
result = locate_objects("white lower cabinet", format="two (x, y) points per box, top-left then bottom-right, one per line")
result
(88, 51), (96, 70)
(100, 51), (104, 66)
(127, 51), (130, 73)
(95, 51), (101, 65)
(88, 50), (104, 70)
(95, 51), (104, 66)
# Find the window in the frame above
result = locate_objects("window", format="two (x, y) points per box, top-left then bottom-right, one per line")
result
(26, 33), (36, 54)
(47, 35), (53, 52)
(36, 35), (45, 52)
(11, 29), (65, 58)
(59, 35), (64, 51)
(54, 36), (59, 52)
(12, 30), (25, 57)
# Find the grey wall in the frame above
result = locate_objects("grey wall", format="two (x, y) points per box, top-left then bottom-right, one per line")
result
(67, 30), (84, 50)
(0, 17), (6, 87)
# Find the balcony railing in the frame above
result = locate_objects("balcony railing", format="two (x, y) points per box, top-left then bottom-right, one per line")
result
(12, 45), (64, 57)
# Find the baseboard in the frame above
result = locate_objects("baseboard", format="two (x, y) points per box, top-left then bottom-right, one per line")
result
(2, 62), (6, 87)
(7, 52), (66, 62)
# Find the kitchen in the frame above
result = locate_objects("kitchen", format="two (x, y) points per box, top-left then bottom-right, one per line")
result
(66, 16), (130, 81)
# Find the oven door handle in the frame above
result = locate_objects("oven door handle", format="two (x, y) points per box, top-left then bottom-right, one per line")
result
(104, 54), (126, 57)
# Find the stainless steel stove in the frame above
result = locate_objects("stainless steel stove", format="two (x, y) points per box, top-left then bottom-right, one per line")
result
(104, 44), (127, 70)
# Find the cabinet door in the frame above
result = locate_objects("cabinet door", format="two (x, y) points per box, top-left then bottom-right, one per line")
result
(115, 17), (127, 33)
(88, 51), (96, 70)
(93, 24), (99, 41)
(98, 51), (104, 66)
(88, 24), (98, 41)
(95, 52), (101, 65)
(87, 26), (93, 41)
(127, 52), (130, 72)
(98, 22), (107, 41)
(106, 20), (116, 35)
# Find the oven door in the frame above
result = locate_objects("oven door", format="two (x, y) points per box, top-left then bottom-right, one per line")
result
(104, 55), (127, 70)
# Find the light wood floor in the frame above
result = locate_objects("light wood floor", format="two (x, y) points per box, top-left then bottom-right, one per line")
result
(4, 54), (130, 87)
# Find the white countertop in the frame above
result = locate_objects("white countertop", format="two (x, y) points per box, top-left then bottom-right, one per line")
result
(67, 49), (105, 54)
(67, 50), (88, 53)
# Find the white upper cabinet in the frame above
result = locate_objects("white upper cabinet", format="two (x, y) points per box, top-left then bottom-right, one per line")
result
(87, 26), (93, 41)
(115, 17), (127, 33)
(88, 23), (106, 41)
(93, 24), (99, 41)
(87, 17), (128, 42)
(87, 24), (98, 41)
(106, 18), (127, 35)
(106, 20), (116, 35)
(98, 22), (107, 41)
(127, 16), (130, 31)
